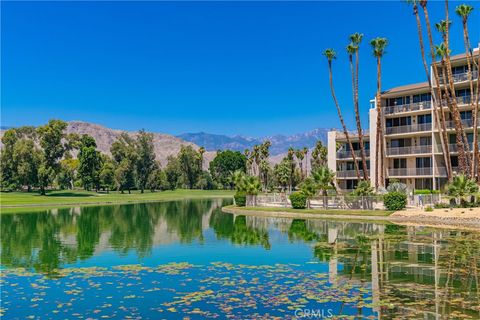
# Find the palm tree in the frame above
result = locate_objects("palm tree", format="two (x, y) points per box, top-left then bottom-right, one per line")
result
(419, 0), (453, 180)
(302, 147), (309, 176)
(312, 166), (336, 208)
(198, 146), (205, 172)
(347, 36), (369, 181)
(370, 37), (388, 189)
(456, 4), (478, 180)
(438, 11), (472, 174)
(446, 174), (479, 206)
(406, 0), (452, 181)
(232, 170), (246, 191)
(300, 177), (318, 209)
(295, 149), (305, 179)
(244, 175), (262, 206)
(323, 48), (361, 179)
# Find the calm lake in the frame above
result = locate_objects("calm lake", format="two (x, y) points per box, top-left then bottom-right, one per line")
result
(1, 198), (479, 319)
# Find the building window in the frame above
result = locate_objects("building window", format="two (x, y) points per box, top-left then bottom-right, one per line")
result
(393, 158), (407, 169)
(417, 114), (432, 124)
(415, 178), (433, 190)
(416, 157), (431, 168)
(419, 136), (431, 146)
(413, 93), (431, 103)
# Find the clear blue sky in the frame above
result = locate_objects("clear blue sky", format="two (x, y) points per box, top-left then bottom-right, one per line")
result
(2, 1), (479, 137)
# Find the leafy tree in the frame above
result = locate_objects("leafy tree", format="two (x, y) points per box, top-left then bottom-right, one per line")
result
(146, 161), (167, 192)
(58, 158), (79, 190)
(99, 158), (115, 193)
(37, 120), (68, 194)
(196, 171), (216, 190)
(111, 133), (138, 193)
(231, 170), (246, 191)
(178, 145), (201, 189)
(0, 129), (20, 189)
(13, 138), (41, 192)
(352, 180), (375, 196)
(136, 130), (156, 193)
(273, 158), (291, 191)
(78, 135), (102, 191)
(164, 155), (181, 190)
(209, 150), (246, 188)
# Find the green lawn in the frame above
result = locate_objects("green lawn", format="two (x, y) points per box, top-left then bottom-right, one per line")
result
(227, 205), (392, 216)
(1, 189), (234, 211)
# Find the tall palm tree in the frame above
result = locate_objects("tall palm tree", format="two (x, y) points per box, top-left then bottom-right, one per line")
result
(456, 4), (478, 180)
(370, 37), (388, 189)
(323, 48), (361, 179)
(347, 38), (369, 181)
(407, 0), (452, 180)
(287, 147), (296, 192)
(198, 146), (205, 171)
(436, 21), (471, 174)
(295, 149), (305, 179)
(302, 147), (309, 176)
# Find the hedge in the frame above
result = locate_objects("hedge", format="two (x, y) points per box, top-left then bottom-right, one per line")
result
(384, 191), (407, 211)
(289, 192), (307, 209)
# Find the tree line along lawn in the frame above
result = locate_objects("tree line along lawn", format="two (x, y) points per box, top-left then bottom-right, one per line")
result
(0, 189), (234, 210)
(227, 205), (392, 217)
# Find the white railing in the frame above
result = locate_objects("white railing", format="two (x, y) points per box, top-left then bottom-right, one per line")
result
(336, 170), (369, 178)
(386, 145), (432, 156)
(336, 149), (370, 159)
(445, 118), (474, 129)
(385, 123), (432, 135)
(383, 101), (432, 115)
(388, 167), (433, 176)
(439, 70), (478, 84)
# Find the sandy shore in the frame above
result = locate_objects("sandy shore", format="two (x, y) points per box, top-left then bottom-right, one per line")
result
(222, 206), (480, 231)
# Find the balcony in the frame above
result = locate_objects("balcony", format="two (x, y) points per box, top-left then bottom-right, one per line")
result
(445, 118), (474, 129)
(386, 145), (432, 156)
(336, 149), (370, 159)
(383, 101), (432, 115)
(336, 170), (368, 178)
(438, 70), (478, 84)
(388, 167), (433, 176)
(385, 123), (432, 135)
(441, 95), (473, 107)
(447, 142), (474, 153)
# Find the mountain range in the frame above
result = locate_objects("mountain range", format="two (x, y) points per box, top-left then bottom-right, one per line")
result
(1, 121), (330, 166)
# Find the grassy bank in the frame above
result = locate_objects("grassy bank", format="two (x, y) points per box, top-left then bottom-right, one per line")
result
(224, 205), (391, 216)
(1, 189), (234, 212)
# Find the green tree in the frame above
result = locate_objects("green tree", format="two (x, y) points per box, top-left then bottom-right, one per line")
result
(310, 141), (328, 172)
(37, 120), (68, 194)
(178, 145), (201, 189)
(352, 180), (375, 196)
(78, 135), (102, 191)
(136, 130), (156, 193)
(300, 177), (318, 208)
(164, 155), (181, 190)
(0, 129), (19, 189)
(13, 138), (41, 192)
(273, 158), (292, 191)
(243, 175), (261, 206)
(146, 163), (167, 192)
(209, 150), (246, 188)
(311, 166), (335, 196)
(196, 171), (216, 190)
(111, 133), (138, 193)
(58, 158), (79, 190)
(99, 157), (115, 193)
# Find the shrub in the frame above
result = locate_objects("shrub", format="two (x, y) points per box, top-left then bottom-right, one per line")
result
(384, 191), (407, 211)
(414, 189), (432, 195)
(289, 192), (307, 209)
(234, 191), (247, 207)
(424, 206), (434, 212)
(434, 203), (450, 209)
(386, 181), (408, 194)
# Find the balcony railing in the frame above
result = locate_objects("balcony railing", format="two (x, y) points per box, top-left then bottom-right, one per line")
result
(388, 167), (433, 176)
(336, 170), (369, 178)
(437, 167), (461, 176)
(336, 149), (370, 159)
(438, 70), (478, 84)
(385, 123), (432, 135)
(383, 101), (432, 115)
(386, 145), (433, 156)
(445, 118), (474, 129)
(441, 95), (473, 107)
(447, 142), (474, 153)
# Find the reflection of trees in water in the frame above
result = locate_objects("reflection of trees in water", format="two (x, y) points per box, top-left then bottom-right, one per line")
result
(309, 222), (480, 319)
(209, 212), (270, 249)
(1, 199), (225, 274)
(288, 219), (321, 242)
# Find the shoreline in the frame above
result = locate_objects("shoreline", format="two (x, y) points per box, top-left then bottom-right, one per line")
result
(222, 206), (480, 231)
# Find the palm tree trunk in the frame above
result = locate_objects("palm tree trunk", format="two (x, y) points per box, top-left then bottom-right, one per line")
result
(461, 19), (479, 179)
(327, 61), (361, 179)
(421, 3), (453, 181)
(475, 55), (480, 180)
(444, 0), (471, 175)
(350, 54), (369, 180)
(375, 58), (384, 188)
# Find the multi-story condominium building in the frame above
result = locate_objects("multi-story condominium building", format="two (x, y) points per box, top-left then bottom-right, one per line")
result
(328, 48), (479, 192)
